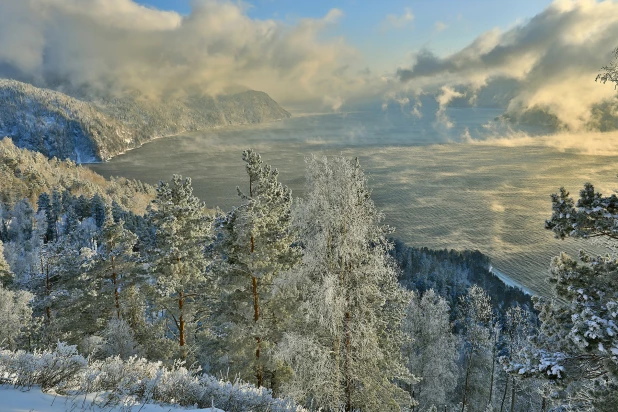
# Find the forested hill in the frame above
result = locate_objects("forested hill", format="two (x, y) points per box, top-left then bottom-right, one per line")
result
(390, 239), (533, 314)
(0, 137), (154, 214)
(0, 78), (291, 162)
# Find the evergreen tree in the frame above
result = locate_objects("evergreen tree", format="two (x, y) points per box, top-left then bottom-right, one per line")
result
(36, 192), (53, 242)
(277, 156), (412, 411)
(520, 183), (618, 411)
(147, 175), (212, 358)
(91, 193), (106, 228)
(0, 240), (14, 286)
(210, 150), (299, 388)
(51, 190), (63, 240)
(98, 204), (138, 319)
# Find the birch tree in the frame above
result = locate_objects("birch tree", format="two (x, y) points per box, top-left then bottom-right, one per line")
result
(402, 289), (458, 410)
(277, 155), (412, 411)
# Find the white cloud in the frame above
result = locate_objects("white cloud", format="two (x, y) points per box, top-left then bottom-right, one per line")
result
(0, 0), (364, 108)
(434, 21), (447, 33)
(381, 7), (414, 31)
(397, 0), (618, 130)
(435, 86), (464, 128)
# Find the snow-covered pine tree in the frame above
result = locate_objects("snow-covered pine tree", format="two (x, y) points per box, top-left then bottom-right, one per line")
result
(277, 155), (412, 411)
(529, 183), (618, 410)
(147, 175), (212, 358)
(210, 150), (299, 388)
(99, 204), (138, 319)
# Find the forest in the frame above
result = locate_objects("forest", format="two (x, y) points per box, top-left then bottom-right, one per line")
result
(0, 137), (617, 411)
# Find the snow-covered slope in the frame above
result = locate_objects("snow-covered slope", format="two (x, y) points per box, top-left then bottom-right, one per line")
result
(0, 79), (291, 162)
(0, 386), (224, 412)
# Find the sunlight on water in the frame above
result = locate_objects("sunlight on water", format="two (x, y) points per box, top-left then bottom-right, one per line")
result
(88, 109), (618, 296)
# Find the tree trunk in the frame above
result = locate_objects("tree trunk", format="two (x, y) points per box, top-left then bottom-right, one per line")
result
(344, 311), (352, 412)
(179, 290), (185, 348)
(500, 371), (508, 412)
(44, 258), (51, 321)
(111, 255), (120, 319)
(461, 352), (472, 412)
(541, 396), (546, 412)
(488, 331), (497, 409)
(510, 376), (516, 412)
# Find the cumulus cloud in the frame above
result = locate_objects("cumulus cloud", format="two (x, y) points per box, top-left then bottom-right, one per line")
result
(396, 0), (618, 130)
(381, 7), (414, 31)
(0, 0), (366, 107)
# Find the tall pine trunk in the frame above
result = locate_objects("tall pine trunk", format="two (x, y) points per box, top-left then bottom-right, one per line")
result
(500, 370), (508, 412)
(179, 290), (185, 348)
(509, 376), (516, 412)
(249, 176), (263, 388)
(111, 255), (120, 319)
(461, 351), (472, 412)
(44, 256), (51, 321)
(488, 330), (497, 409)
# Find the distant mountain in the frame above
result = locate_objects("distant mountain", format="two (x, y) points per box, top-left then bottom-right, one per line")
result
(0, 79), (291, 162)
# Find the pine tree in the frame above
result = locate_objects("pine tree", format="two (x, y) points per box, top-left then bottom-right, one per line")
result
(147, 175), (212, 358)
(521, 182), (618, 410)
(210, 150), (299, 388)
(99, 204), (138, 319)
(277, 155), (412, 411)
(0, 240), (14, 287)
(91, 193), (106, 228)
(36, 192), (53, 242)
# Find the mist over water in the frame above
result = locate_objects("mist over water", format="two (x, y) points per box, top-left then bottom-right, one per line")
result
(88, 108), (618, 296)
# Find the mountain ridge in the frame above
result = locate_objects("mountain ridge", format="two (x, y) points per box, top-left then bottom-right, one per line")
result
(0, 79), (291, 162)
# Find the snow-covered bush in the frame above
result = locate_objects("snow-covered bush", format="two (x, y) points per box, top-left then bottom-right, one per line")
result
(0, 343), (306, 411)
(0, 342), (87, 390)
(101, 319), (140, 360)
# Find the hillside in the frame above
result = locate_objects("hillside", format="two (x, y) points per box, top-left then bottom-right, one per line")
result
(0, 137), (154, 214)
(0, 79), (291, 162)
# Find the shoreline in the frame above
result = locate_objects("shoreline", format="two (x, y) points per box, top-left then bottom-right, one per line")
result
(81, 115), (292, 165)
(489, 266), (535, 296)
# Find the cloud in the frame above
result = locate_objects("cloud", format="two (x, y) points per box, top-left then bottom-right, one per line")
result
(0, 0), (364, 108)
(434, 21), (447, 33)
(396, 0), (618, 130)
(435, 86), (464, 128)
(381, 7), (414, 31)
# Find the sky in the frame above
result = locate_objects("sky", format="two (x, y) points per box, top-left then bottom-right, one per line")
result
(134, 0), (554, 71)
(1, 0), (617, 129)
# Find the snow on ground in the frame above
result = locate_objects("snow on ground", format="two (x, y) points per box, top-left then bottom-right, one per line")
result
(0, 386), (224, 412)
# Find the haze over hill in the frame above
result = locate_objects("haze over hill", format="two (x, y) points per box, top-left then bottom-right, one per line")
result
(0, 79), (290, 161)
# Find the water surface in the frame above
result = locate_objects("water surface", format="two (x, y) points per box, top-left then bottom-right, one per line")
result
(88, 109), (618, 296)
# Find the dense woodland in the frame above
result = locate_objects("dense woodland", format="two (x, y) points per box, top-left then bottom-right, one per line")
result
(0, 138), (617, 411)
